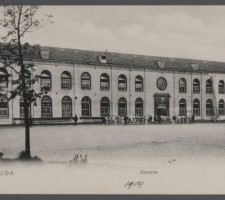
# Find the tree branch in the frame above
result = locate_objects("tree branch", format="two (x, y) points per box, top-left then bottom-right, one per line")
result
(20, 22), (33, 37)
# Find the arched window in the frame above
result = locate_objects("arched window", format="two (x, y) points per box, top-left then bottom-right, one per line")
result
(41, 95), (52, 118)
(0, 94), (8, 117)
(179, 78), (186, 93)
(219, 99), (225, 115)
(206, 79), (212, 94)
(206, 99), (213, 116)
(135, 76), (143, 92)
(219, 80), (224, 94)
(19, 96), (31, 118)
(193, 99), (200, 116)
(135, 98), (143, 116)
(179, 99), (186, 116)
(62, 96), (72, 117)
(81, 72), (91, 90)
(81, 96), (91, 116)
(193, 79), (200, 94)
(100, 97), (110, 117)
(118, 97), (127, 116)
(0, 68), (8, 88)
(61, 71), (71, 89)
(100, 73), (110, 90)
(24, 69), (31, 88)
(118, 74), (127, 91)
(40, 70), (51, 89)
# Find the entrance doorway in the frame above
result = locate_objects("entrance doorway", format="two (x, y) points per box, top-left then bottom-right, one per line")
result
(154, 93), (170, 116)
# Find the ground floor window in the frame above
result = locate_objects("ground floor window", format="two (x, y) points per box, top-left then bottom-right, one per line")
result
(20, 97), (31, 118)
(193, 99), (200, 116)
(118, 97), (127, 116)
(219, 99), (224, 115)
(100, 97), (110, 117)
(62, 96), (72, 117)
(206, 99), (213, 116)
(81, 96), (91, 116)
(0, 94), (8, 117)
(135, 98), (143, 116)
(179, 99), (186, 116)
(41, 95), (52, 118)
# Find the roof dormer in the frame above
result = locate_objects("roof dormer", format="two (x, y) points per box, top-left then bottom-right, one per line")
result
(98, 55), (107, 64)
(191, 64), (199, 71)
(156, 61), (166, 69)
(41, 51), (49, 59)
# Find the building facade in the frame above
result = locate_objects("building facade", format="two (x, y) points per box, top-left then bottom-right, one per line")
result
(1, 46), (225, 125)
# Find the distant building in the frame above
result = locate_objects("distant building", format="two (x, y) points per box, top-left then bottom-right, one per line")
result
(0, 45), (225, 125)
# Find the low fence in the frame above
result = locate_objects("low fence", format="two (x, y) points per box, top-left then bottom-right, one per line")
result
(13, 117), (104, 125)
(7, 117), (225, 126)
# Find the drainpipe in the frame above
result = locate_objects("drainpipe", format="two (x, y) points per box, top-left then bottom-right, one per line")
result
(173, 70), (175, 116)
(110, 65), (113, 116)
(144, 68), (146, 116)
(73, 63), (76, 116)
(201, 72), (203, 120)
(129, 69), (132, 116)
(191, 72), (193, 116)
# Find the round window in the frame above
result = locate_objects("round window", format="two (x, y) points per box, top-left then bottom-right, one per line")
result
(157, 77), (167, 91)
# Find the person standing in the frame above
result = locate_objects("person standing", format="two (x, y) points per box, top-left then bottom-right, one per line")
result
(158, 115), (161, 124)
(191, 115), (195, 124)
(154, 116), (157, 124)
(74, 114), (78, 126)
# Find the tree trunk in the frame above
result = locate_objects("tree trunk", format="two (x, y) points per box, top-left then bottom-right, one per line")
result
(25, 113), (31, 158)
(17, 6), (31, 159)
(23, 93), (31, 158)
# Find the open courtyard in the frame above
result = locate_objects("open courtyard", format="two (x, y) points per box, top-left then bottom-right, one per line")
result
(1, 123), (225, 194)
(1, 123), (225, 168)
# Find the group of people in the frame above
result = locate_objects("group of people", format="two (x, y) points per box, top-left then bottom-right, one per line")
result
(69, 154), (88, 165)
(103, 114), (195, 125)
(73, 114), (195, 125)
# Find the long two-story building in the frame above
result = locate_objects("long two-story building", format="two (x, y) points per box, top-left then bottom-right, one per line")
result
(0, 45), (225, 125)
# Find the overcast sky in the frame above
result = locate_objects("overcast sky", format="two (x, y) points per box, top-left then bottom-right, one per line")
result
(1, 6), (225, 62)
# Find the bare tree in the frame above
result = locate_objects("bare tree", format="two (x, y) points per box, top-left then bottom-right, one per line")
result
(0, 6), (53, 159)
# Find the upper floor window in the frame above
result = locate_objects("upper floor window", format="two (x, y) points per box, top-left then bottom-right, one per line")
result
(62, 96), (72, 117)
(135, 76), (143, 92)
(0, 68), (8, 88)
(179, 98), (186, 116)
(206, 79), (212, 94)
(206, 99), (213, 116)
(81, 72), (91, 90)
(40, 70), (51, 90)
(219, 99), (225, 115)
(0, 94), (8, 118)
(193, 79), (200, 94)
(81, 96), (91, 116)
(193, 99), (200, 116)
(118, 74), (127, 91)
(219, 80), (224, 94)
(61, 71), (71, 89)
(22, 69), (31, 88)
(179, 78), (186, 93)
(100, 73), (110, 91)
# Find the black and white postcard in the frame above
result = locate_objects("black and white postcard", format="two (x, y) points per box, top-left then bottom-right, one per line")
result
(0, 5), (225, 194)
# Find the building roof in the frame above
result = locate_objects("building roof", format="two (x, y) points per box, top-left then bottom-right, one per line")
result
(1, 43), (225, 73)
(40, 46), (225, 73)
